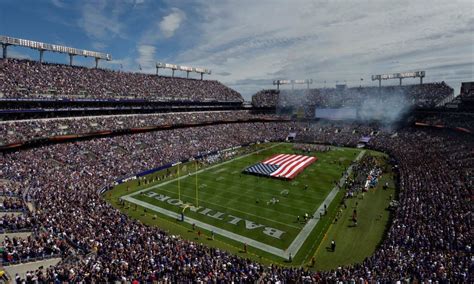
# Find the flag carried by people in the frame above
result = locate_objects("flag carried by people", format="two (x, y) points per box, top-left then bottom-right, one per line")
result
(244, 154), (317, 180)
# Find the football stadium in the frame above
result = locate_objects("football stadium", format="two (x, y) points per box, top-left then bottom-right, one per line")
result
(0, 1), (472, 282)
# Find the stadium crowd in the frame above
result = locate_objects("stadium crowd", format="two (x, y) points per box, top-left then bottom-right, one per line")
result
(0, 118), (472, 282)
(252, 89), (280, 108)
(0, 111), (286, 146)
(0, 234), (66, 264)
(460, 82), (474, 99)
(415, 112), (474, 132)
(252, 83), (453, 109)
(0, 213), (35, 232)
(0, 197), (25, 212)
(0, 59), (243, 102)
(0, 180), (23, 197)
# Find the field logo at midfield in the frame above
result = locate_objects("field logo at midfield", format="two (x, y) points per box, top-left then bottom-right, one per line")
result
(146, 192), (285, 239)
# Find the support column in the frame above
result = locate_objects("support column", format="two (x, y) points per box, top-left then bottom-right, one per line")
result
(172, 69), (175, 77)
(69, 54), (74, 66)
(2, 44), (7, 59)
(200, 73), (203, 80)
(187, 71), (190, 78)
(156, 67), (159, 75)
(39, 50), (44, 63)
(399, 78), (402, 86)
(378, 79), (381, 88)
(420, 77), (423, 85)
(95, 58), (99, 68)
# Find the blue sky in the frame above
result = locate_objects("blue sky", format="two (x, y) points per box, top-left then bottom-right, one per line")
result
(1, 0), (473, 100)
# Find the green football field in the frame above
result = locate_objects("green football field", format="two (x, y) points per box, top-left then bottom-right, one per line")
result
(106, 143), (395, 268)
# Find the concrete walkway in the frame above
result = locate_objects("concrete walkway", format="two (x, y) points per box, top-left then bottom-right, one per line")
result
(3, 257), (61, 280)
(26, 202), (35, 212)
(0, 232), (32, 243)
(0, 212), (23, 218)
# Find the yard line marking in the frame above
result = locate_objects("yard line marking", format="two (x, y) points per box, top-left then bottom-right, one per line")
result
(214, 168), (228, 174)
(126, 143), (284, 197)
(165, 185), (302, 220)
(127, 142), (320, 213)
(172, 177), (317, 212)
(142, 187), (300, 230)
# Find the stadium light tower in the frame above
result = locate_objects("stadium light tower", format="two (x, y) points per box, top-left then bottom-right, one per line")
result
(273, 79), (313, 90)
(0, 35), (112, 68)
(1, 43), (8, 59)
(372, 71), (425, 87)
(156, 62), (212, 80)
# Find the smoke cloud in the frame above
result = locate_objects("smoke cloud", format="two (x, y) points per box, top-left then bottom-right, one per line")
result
(350, 88), (412, 125)
(275, 86), (414, 126)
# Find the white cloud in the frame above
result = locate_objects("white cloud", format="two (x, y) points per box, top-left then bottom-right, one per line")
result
(159, 8), (186, 38)
(50, 0), (64, 8)
(170, 0), (473, 100)
(77, 1), (125, 40)
(91, 42), (107, 50)
(133, 8), (185, 73)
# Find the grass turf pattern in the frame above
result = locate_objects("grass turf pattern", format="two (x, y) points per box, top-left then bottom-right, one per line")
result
(106, 143), (395, 268)
(133, 143), (358, 249)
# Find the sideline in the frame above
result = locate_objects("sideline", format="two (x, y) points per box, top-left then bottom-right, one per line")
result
(286, 150), (366, 258)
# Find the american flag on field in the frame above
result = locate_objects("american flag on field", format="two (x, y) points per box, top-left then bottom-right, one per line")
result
(244, 154), (317, 180)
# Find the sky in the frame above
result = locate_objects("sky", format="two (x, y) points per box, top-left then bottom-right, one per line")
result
(0, 0), (473, 100)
